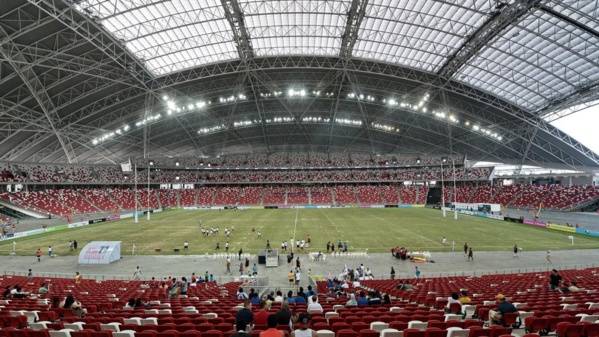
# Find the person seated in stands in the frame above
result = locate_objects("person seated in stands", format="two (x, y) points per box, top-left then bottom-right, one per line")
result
(125, 298), (136, 308)
(168, 279), (180, 299)
(446, 292), (461, 312)
(368, 291), (381, 305)
(459, 290), (471, 304)
(254, 300), (271, 326)
(305, 285), (316, 297)
(38, 283), (49, 294)
(294, 291), (306, 304)
(285, 290), (296, 304)
(135, 298), (148, 308)
(11, 285), (29, 299)
(383, 294), (391, 305)
(237, 287), (249, 300)
(297, 287), (307, 301)
(325, 288), (337, 298)
(2, 286), (12, 299)
(274, 290), (284, 302)
(568, 281), (580, 292)
(559, 282), (571, 294)
(231, 319), (251, 337)
(275, 302), (294, 328)
(51, 296), (61, 309)
(60, 295), (87, 318)
(307, 296), (323, 312)
(236, 300), (254, 327)
(290, 312), (318, 337)
(345, 293), (358, 307)
(357, 291), (369, 306)
(260, 314), (285, 337)
(488, 294), (517, 326)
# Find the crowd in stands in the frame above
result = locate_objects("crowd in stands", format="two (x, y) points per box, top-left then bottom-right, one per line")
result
(1, 265), (598, 337)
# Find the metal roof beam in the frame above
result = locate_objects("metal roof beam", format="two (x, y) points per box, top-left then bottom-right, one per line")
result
(437, 0), (544, 79)
(221, 0), (254, 60)
(27, 0), (156, 88)
(0, 41), (76, 163)
(339, 0), (368, 59)
(539, 5), (599, 39)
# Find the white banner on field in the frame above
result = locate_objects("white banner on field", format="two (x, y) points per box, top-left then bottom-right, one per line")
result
(78, 241), (121, 265)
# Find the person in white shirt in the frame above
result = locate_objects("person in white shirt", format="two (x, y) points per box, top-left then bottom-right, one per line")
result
(307, 296), (323, 312)
(446, 292), (462, 312)
(274, 290), (284, 302)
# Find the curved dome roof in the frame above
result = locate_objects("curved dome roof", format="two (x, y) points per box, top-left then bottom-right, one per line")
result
(0, 0), (598, 169)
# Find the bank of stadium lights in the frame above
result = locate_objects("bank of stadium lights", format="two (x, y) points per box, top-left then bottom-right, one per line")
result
(260, 91), (282, 97)
(472, 124), (502, 141)
(372, 123), (399, 132)
(198, 124), (225, 135)
(336, 118), (362, 126)
(288, 89), (306, 97)
(347, 93), (376, 102)
(302, 116), (330, 123)
(91, 124), (130, 145)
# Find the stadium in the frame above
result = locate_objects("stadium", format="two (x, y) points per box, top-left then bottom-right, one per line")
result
(1, 0), (599, 336)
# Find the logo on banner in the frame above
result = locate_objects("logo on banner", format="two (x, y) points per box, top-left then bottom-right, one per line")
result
(83, 246), (110, 260)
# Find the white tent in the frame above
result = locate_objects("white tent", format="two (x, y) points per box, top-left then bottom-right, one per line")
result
(78, 241), (122, 264)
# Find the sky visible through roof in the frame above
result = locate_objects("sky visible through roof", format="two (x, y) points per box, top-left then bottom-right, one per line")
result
(550, 105), (599, 157)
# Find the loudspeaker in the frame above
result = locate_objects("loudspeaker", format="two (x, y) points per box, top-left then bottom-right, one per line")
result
(174, 248), (180, 252)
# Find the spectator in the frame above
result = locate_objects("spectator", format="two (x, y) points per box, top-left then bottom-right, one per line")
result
(307, 296), (323, 312)
(368, 291), (381, 305)
(235, 299), (254, 326)
(488, 294), (517, 326)
(290, 313), (317, 337)
(357, 291), (369, 306)
(568, 281), (580, 292)
(285, 290), (296, 304)
(237, 287), (249, 300)
(446, 292), (461, 312)
(231, 319), (251, 337)
(38, 283), (49, 294)
(254, 300), (271, 326)
(275, 301), (293, 327)
(549, 269), (562, 290)
(459, 290), (471, 304)
(260, 314), (286, 337)
(60, 295), (87, 318)
(125, 298), (136, 308)
(345, 293), (358, 307)
(274, 290), (284, 302)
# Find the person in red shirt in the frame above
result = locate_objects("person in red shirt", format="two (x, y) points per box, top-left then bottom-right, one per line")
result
(253, 300), (271, 326)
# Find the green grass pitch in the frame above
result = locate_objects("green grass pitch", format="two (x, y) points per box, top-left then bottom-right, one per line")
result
(1, 208), (598, 256)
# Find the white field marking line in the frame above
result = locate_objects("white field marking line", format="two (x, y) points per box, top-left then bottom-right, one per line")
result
(365, 210), (441, 246)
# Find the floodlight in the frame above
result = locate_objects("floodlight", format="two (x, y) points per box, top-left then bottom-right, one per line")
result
(441, 157), (448, 163)
(148, 160), (155, 166)
(416, 158), (421, 164)
(175, 176), (180, 180)
(162, 95), (168, 101)
(175, 161), (180, 167)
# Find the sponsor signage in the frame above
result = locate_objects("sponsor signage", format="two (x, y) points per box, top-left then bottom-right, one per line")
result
(547, 223), (575, 232)
(523, 219), (547, 227)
